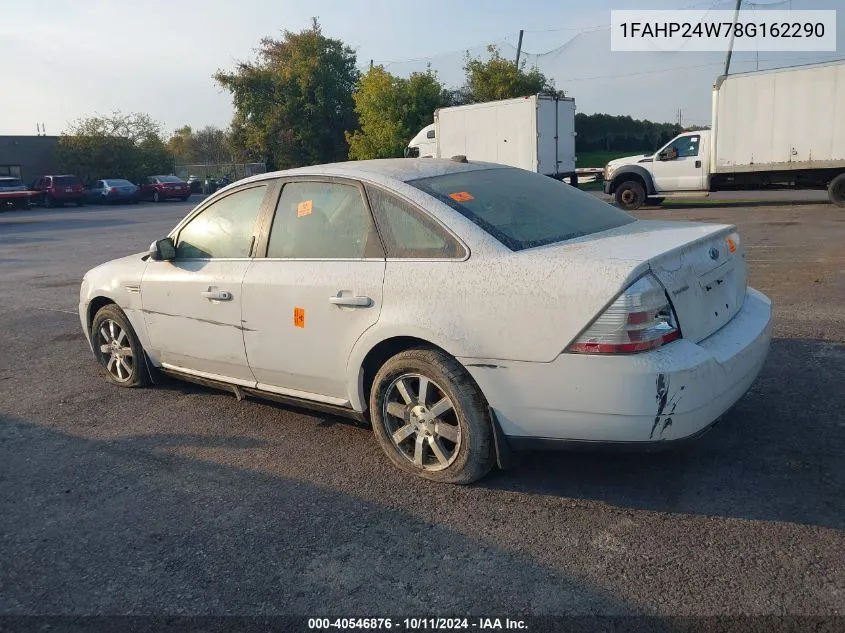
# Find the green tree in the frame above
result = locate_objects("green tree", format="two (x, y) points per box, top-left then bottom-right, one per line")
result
(462, 45), (559, 103)
(56, 111), (172, 183)
(214, 18), (359, 170)
(167, 125), (199, 164)
(345, 66), (449, 160)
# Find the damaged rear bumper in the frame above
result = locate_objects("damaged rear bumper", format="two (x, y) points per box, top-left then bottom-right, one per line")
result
(461, 287), (773, 445)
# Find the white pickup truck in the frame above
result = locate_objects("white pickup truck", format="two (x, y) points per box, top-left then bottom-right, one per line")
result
(604, 60), (845, 209)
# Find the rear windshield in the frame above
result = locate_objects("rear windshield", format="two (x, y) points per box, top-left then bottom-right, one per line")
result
(0, 178), (23, 187)
(156, 176), (183, 183)
(55, 176), (81, 186)
(408, 167), (635, 251)
(105, 179), (133, 187)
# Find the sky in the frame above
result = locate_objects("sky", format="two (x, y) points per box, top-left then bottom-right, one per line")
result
(1, 0), (842, 136)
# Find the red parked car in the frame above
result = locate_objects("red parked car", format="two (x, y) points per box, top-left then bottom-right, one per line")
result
(138, 175), (191, 202)
(31, 175), (86, 207)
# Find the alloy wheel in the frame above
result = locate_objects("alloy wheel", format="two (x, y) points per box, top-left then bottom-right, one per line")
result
(96, 318), (134, 383)
(382, 373), (461, 471)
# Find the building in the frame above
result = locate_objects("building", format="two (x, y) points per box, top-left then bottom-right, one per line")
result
(0, 136), (59, 185)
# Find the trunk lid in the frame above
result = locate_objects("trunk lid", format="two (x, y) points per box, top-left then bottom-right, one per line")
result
(547, 220), (747, 343)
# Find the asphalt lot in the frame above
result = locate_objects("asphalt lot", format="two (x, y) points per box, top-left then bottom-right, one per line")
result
(0, 191), (843, 618)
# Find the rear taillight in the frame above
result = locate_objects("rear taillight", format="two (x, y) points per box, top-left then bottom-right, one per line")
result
(109, 187), (118, 193)
(567, 273), (680, 354)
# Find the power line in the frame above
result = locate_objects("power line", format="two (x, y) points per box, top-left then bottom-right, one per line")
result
(556, 54), (844, 83)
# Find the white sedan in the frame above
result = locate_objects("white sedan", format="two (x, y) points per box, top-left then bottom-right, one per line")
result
(79, 158), (773, 484)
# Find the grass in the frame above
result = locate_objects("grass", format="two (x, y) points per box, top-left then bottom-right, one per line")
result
(576, 150), (651, 168)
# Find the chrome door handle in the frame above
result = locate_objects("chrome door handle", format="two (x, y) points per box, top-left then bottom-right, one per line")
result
(329, 295), (372, 307)
(201, 289), (233, 301)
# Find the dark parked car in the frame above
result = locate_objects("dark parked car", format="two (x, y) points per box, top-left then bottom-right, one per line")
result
(138, 175), (191, 202)
(86, 179), (140, 205)
(186, 175), (203, 193)
(32, 175), (85, 207)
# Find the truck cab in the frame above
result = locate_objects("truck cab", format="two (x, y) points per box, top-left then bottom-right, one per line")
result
(405, 123), (437, 158)
(604, 130), (710, 210)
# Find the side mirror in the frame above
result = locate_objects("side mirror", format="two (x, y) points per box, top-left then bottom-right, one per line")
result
(149, 238), (176, 261)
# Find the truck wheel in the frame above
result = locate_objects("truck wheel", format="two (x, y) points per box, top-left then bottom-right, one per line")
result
(829, 173), (845, 208)
(615, 181), (646, 211)
(646, 197), (665, 206)
(369, 348), (495, 485)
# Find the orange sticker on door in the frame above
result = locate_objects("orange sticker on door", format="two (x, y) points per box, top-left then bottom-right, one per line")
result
(449, 191), (474, 202)
(297, 200), (313, 217)
(293, 306), (305, 328)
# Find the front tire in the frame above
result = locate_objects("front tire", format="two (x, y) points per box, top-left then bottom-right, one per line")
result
(369, 348), (495, 484)
(153, 190), (161, 203)
(614, 180), (646, 211)
(829, 173), (845, 208)
(91, 304), (150, 388)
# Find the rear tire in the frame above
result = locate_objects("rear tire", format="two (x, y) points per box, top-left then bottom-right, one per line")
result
(44, 194), (55, 208)
(369, 348), (495, 484)
(829, 173), (845, 208)
(614, 180), (646, 211)
(76, 200), (85, 207)
(91, 304), (150, 388)
(180, 195), (189, 201)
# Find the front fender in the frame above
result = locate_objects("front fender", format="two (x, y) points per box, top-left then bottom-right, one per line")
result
(610, 165), (656, 195)
(80, 253), (151, 358)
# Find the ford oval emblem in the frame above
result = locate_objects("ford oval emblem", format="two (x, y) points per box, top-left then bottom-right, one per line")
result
(709, 247), (720, 261)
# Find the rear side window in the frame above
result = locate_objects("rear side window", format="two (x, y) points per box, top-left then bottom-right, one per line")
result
(366, 186), (464, 259)
(55, 176), (81, 186)
(0, 178), (23, 188)
(409, 167), (635, 251)
(267, 181), (382, 259)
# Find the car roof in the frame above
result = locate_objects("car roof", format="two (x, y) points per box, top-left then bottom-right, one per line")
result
(245, 158), (502, 186)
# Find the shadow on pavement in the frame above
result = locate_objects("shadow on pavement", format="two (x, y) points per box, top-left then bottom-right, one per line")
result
(0, 415), (634, 616)
(483, 338), (845, 531)
(656, 199), (829, 210)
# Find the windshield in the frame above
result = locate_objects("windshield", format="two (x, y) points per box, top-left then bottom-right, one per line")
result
(55, 176), (81, 186)
(105, 179), (133, 187)
(156, 176), (183, 183)
(0, 178), (23, 188)
(408, 167), (635, 251)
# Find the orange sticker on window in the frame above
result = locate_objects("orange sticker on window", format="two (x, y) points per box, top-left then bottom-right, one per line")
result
(449, 191), (474, 202)
(296, 200), (313, 217)
(726, 237), (737, 254)
(293, 307), (305, 328)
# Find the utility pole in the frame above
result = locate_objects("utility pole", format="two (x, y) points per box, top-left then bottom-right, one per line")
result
(723, 0), (742, 76)
(515, 30), (524, 66)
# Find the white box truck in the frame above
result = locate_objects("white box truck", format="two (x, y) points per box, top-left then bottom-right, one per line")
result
(406, 95), (577, 180)
(603, 60), (845, 209)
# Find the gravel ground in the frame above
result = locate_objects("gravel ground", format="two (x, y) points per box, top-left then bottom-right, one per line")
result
(0, 192), (842, 619)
